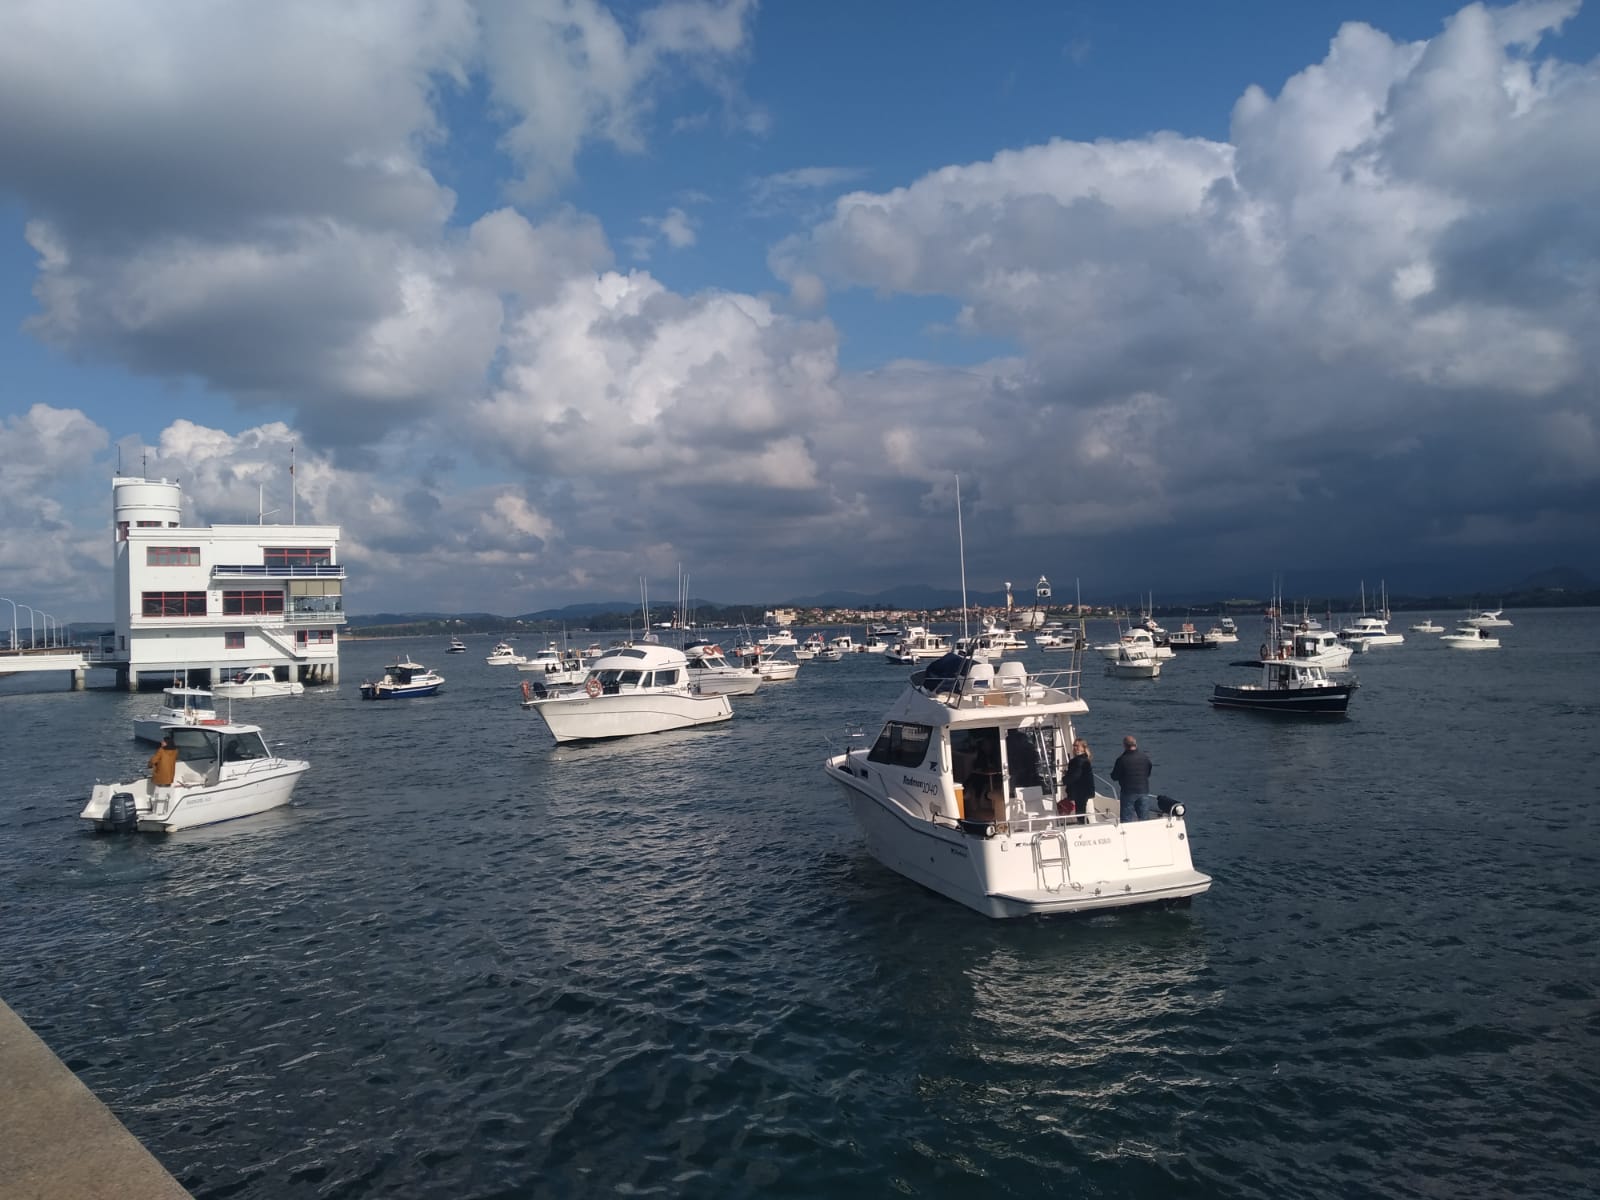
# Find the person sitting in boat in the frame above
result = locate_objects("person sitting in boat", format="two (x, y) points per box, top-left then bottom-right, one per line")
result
(955, 729), (1004, 823)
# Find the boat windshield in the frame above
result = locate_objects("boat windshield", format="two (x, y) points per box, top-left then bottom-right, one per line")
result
(221, 731), (271, 762)
(169, 727), (219, 765)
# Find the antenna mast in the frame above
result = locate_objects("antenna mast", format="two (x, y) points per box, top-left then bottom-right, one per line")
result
(956, 475), (969, 644)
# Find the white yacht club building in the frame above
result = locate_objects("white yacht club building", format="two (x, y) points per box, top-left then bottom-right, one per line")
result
(106, 476), (344, 690)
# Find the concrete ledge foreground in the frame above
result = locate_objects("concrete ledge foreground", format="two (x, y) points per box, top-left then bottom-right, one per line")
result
(0, 1000), (191, 1199)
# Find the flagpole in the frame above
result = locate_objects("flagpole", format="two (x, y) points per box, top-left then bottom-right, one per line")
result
(291, 445), (297, 525)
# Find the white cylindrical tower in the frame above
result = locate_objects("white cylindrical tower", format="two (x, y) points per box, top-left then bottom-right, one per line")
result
(113, 477), (183, 534)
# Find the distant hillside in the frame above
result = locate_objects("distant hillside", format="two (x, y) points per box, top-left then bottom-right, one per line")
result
(1514, 566), (1594, 591)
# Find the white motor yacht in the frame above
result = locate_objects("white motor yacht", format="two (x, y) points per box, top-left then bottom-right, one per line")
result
(133, 685), (221, 743)
(445, 637), (467, 654)
(886, 626), (951, 663)
(1441, 625), (1501, 650)
(1096, 627), (1174, 661)
(1106, 642), (1162, 678)
(1409, 619), (1445, 634)
(759, 628), (798, 649)
(212, 666), (305, 698)
(823, 654), (1211, 918)
(1465, 609), (1513, 628)
(1277, 629), (1353, 669)
(1337, 616), (1404, 648)
(681, 640), (763, 696)
(523, 642), (733, 742)
(485, 641), (526, 666)
(1204, 617), (1239, 644)
(517, 644), (590, 688)
(82, 722), (309, 833)
(794, 633), (826, 660)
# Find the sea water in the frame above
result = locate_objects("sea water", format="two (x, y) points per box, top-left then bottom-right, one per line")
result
(2, 612), (1598, 1198)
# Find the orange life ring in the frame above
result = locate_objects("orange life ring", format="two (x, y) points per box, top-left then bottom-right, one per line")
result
(585, 676), (603, 698)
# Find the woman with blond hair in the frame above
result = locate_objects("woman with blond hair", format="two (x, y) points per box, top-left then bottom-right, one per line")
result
(1060, 737), (1094, 815)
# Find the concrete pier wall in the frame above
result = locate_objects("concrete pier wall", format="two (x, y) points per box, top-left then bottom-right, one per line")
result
(0, 1000), (191, 1199)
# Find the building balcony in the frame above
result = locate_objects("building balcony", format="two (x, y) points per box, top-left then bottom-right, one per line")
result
(283, 606), (347, 625)
(211, 563), (346, 579)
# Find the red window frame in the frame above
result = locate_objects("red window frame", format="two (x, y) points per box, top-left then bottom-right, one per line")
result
(141, 592), (207, 617)
(222, 591), (285, 616)
(295, 629), (333, 645)
(263, 547), (332, 568)
(147, 546), (201, 566)
(225, 632), (245, 649)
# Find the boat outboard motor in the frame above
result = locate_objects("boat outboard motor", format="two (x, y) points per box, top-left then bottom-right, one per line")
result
(1156, 794), (1186, 818)
(106, 791), (140, 832)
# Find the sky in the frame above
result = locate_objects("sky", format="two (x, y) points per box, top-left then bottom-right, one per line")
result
(2, 0), (1598, 621)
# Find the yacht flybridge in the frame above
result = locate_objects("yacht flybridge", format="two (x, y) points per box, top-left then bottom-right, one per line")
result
(823, 653), (1211, 918)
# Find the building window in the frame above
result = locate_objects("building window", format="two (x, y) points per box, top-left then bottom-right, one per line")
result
(117, 522), (129, 542)
(147, 546), (201, 566)
(135, 520), (163, 527)
(225, 632), (245, 650)
(141, 591), (207, 617)
(264, 547), (332, 568)
(295, 629), (334, 645)
(288, 578), (342, 613)
(223, 590), (285, 616)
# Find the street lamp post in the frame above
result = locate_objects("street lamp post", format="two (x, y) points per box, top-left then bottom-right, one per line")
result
(20, 604), (37, 649)
(0, 597), (15, 651)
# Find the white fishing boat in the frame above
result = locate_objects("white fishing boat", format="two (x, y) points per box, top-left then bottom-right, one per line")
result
(1204, 617), (1239, 644)
(748, 647), (801, 681)
(81, 722), (309, 833)
(212, 666), (305, 698)
(445, 637), (467, 654)
(1440, 625), (1501, 650)
(522, 642), (733, 742)
(1338, 582), (1404, 647)
(794, 633), (826, 660)
(829, 634), (858, 654)
(516, 643), (590, 687)
(682, 640), (763, 696)
(759, 628), (798, 649)
(885, 626), (951, 663)
(823, 654), (1211, 918)
(132, 685), (222, 743)
(485, 641), (526, 666)
(862, 634), (891, 654)
(1273, 628), (1353, 669)
(1409, 619), (1445, 634)
(1164, 622), (1217, 651)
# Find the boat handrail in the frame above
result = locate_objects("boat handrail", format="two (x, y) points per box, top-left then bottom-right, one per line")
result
(911, 663), (1083, 707)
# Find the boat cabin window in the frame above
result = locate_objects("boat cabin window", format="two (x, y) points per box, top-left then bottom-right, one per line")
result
(169, 727), (219, 765)
(867, 721), (933, 768)
(654, 668), (679, 686)
(222, 732), (270, 762)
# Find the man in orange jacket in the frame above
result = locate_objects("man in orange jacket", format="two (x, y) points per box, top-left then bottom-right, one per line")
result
(148, 733), (179, 798)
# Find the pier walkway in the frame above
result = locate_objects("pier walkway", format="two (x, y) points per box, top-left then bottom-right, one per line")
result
(0, 999), (191, 1198)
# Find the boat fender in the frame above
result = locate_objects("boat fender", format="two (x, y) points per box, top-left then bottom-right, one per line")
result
(1156, 794), (1185, 817)
(107, 792), (139, 833)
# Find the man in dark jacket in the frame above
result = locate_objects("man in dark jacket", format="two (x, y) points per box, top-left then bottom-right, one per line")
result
(1110, 735), (1155, 822)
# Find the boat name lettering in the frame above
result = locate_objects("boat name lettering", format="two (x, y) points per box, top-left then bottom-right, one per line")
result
(902, 774), (940, 795)
(1073, 837), (1113, 848)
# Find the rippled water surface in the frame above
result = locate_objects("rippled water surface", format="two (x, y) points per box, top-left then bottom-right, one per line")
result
(4, 613), (1599, 1198)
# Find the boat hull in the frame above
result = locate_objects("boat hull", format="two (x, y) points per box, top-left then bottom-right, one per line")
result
(360, 682), (443, 698)
(211, 682), (304, 698)
(828, 767), (1210, 918)
(1440, 636), (1499, 650)
(528, 692), (733, 743)
(82, 762), (309, 833)
(1210, 685), (1352, 715)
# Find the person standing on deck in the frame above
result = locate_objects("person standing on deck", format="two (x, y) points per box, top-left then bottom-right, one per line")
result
(1110, 735), (1155, 822)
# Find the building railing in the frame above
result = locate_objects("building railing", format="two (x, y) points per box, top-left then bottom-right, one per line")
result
(211, 563), (345, 578)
